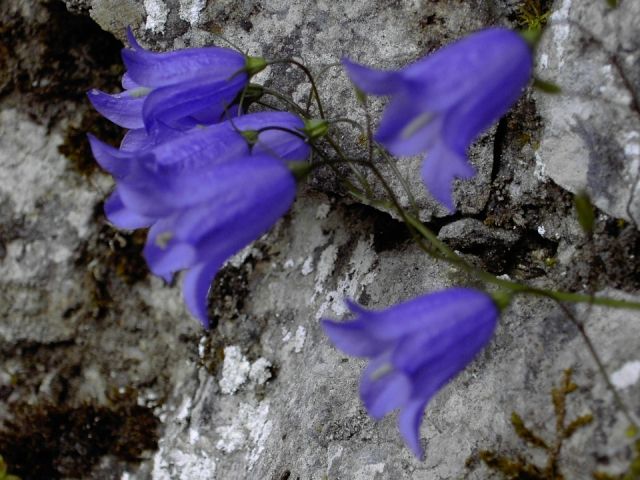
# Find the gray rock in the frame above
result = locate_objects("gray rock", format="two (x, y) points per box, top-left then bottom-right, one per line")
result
(438, 218), (520, 250)
(535, 0), (640, 225)
(2, 0), (640, 479)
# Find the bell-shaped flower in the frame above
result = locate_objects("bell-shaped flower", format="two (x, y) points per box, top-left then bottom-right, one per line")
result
(88, 111), (310, 326)
(145, 152), (297, 326)
(343, 28), (532, 211)
(88, 28), (266, 136)
(88, 111), (309, 224)
(322, 288), (499, 458)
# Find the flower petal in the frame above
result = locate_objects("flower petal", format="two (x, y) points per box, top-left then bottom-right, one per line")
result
(398, 399), (429, 459)
(121, 72), (141, 90)
(104, 189), (155, 229)
(375, 93), (442, 157)
(182, 259), (225, 328)
(87, 88), (146, 129)
(391, 300), (497, 373)
(360, 354), (412, 419)
(420, 142), (475, 212)
(322, 319), (390, 357)
(353, 288), (495, 341)
(142, 74), (247, 134)
(342, 58), (403, 95)
(404, 28), (531, 113)
(87, 134), (133, 179)
(122, 43), (246, 87)
(143, 154), (296, 275)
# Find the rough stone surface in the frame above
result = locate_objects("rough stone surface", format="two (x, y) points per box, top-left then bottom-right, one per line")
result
(1, 0), (640, 479)
(535, 0), (640, 225)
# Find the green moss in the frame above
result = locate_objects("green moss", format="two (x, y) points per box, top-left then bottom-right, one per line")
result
(473, 369), (593, 479)
(0, 456), (20, 480)
(0, 0), (124, 124)
(517, 0), (552, 31)
(75, 210), (149, 318)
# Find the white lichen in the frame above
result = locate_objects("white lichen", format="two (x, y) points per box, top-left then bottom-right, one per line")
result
(143, 0), (169, 33)
(219, 346), (250, 394)
(314, 244), (339, 293)
(315, 203), (331, 219)
(293, 325), (306, 353)
(611, 360), (640, 390)
(178, 0), (206, 25)
(249, 358), (272, 386)
(215, 401), (273, 469)
(301, 256), (314, 276)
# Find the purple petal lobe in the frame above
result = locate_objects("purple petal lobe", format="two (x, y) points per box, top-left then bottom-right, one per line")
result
(122, 45), (246, 87)
(87, 89), (146, 129)
(126, 27), (143, 51)
(398, 399), (429, 460)
(182, 259), (225, 328)
(321, 320), (389, 357)
(142, 74), (247, 134)
(342, 58), (402, 95)
(87, 134), (132, 179)
(420, 143), (475, 212)
(360, 354), (412, 419)
(104, 190), (155, 229)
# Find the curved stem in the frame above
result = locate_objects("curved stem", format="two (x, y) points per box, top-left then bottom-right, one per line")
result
(261, 87), (310, 118)
(324, 135), (374, 197)
(555, 301), (639, 429)
(267, 58), (325, 119)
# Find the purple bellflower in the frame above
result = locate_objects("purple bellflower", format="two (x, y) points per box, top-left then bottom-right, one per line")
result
(322, 288), (499, 458)
(343, 28), (532, 211)
(88, 111), (310, 326)
(88, 28), (266, 136)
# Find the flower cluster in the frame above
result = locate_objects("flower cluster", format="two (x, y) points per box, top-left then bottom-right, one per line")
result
(343, 27), (532, 211)
(88, 31), (310, 327)
(88, 26), (527, 458)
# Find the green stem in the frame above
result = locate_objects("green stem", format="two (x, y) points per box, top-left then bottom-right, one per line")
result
(267, 59), (326, 119)
(556, 301), (639, 429)
(261, 87), (310, 118)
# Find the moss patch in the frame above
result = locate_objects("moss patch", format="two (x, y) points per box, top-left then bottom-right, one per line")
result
(0, 0), (123, 124)
(0, 399), (159, 479)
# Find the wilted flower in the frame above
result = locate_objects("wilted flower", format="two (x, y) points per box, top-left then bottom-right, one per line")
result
(322, 288), (499, 458)
(88, 28), (266, 135)
(343, 28), (532, 211)
(89, 111), (310, 326)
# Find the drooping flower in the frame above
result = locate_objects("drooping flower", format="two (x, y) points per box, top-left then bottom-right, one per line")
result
(322, 288), (499, 458)
(88, 28), (266, 136)
(343, 28), (532, 211)
(145, 152), (298, 326)
(88, 111), (311, 326)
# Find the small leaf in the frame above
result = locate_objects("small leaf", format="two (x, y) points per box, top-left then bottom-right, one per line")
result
(564, 413), (594, 438)
(534, 77), (562, 94)
(511, 412), (550, 450)
(606, 0), (619, 8)
(574, 190), (595, 234)
(625, 425), (639, 438)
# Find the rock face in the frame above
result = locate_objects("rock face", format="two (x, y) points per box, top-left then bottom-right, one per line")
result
(535, 0), (640, 224)
(1, 0), (639, 479)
